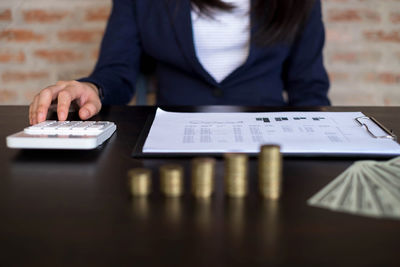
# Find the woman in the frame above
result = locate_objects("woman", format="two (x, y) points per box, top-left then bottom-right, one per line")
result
(29, 0), (330, 125)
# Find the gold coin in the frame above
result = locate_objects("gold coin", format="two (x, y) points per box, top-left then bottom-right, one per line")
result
(258, 145), (282, 199)
(224, 153), (248, 198)
(127, 168), (152, 197)
(160, 164), (184, 197)
(191, 158), (216, 198)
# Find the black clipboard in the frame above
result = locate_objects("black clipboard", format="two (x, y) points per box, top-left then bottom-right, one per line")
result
(131, 111), (399, 159)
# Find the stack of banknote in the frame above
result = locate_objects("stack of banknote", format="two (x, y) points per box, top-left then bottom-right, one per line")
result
(308, 157), (400, 219)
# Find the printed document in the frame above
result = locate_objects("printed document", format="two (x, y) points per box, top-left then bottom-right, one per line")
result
(142, 108), (400, 155)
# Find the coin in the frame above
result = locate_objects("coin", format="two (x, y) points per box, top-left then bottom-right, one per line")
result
(224, 153), (248, 197)
(191, 157), (216, 198)
(128, 168), (152, 197)
(258, 145), (282, 199)
(160, 164), (184, 197)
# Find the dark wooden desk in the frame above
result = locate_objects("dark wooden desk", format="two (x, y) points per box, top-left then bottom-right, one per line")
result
(1, 106), (399, 266)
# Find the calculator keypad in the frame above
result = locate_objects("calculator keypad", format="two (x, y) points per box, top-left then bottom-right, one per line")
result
(24, 121), (114, 136)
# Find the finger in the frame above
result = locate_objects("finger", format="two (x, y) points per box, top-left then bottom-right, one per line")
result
(57, 90), (73, 121)
(79, 102), (100, 120)
(56, 84), (83, 121)
(31, 95), (43, 125)
(29, 95), (39, 125)
(78, 85), (102, 120)
(36, 87), (58, 123)
(30, 84), (66, 124)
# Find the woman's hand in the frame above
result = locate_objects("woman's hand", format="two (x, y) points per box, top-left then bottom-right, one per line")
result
(29, 81), (102, 125)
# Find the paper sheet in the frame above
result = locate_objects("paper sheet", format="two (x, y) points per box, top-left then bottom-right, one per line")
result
(142, 108), (400, 155)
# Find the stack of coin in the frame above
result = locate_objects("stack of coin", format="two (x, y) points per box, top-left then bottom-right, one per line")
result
(128, 168), (152, 197)
(191, 158), (215, 198)
(160, 164), (184, 197)
(224, 153), (248, 197)
(258, 144), (282, 199)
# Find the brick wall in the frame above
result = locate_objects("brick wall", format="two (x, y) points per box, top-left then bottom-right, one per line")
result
(0, 0), (110, 104)
(323, 0), (400, 106)
(0, 0), (399, 106)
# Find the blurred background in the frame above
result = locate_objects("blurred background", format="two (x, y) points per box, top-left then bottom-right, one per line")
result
(0, 0), (399, 106)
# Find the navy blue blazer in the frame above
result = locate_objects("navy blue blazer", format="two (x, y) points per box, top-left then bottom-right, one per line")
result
(80, 0), (330, 106)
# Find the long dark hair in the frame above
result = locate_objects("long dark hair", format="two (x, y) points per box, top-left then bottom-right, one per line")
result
(191, 0), (316, 45)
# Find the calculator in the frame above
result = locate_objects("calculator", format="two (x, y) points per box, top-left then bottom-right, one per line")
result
(6, 120), (117, 149)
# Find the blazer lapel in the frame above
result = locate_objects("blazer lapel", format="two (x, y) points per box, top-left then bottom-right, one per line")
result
(224, 0), (257, 80)
(164, 0), (218, 86)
